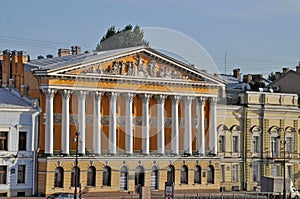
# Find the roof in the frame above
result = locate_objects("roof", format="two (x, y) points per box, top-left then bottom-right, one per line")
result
(0, 88), (32, 108)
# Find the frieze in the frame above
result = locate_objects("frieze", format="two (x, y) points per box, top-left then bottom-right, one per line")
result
(81, 55), (185, 80)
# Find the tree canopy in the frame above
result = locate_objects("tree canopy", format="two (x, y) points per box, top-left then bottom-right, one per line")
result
(267, 72), (276, 82)
(95, 24), (149, 51)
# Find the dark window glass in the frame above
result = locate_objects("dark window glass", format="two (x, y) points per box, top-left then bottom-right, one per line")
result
(54, 167), (64, 187)
(194, 165), (201, 184)
(0, 132), (8, 151)
(87, 166), (96, 186)
(167, 165), (175, 183)
(17, 165), (26, 183)
(0, 166), (7, 184)
(19, 131), (27, 151)
(181, 165), (188, 184)
(102, 166), (111, 186)
(207, 165), (214, 184)
(71, 167), (80, 187)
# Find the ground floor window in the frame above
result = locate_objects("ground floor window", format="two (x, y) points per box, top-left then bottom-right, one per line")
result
(0, 166), (7, 184)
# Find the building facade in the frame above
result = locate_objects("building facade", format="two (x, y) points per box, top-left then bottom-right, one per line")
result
(0, 88), (40, 197)
(4, 46), (224, 196)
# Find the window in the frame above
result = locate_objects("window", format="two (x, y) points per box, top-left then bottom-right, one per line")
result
(150, 166), (159, 190)
(0, 132), (8, 151)
(135, 165), (145, 187)
(286, 137), (293, 154)
(120, 166), (128, 190)
(19, 131), (27, 151)
(232, 136), (239, 152)
(167, 165), (175, 183)
(287, 165), (292, 179)
(271, 164), (281, 177)
(194, 165), (201, 184)
(181, 165), (188, 184)
(220, 165), (225, 182)
(207, 165), (214, 184)
(219, 135), (225, 153)
(232, 164), (238, 182)
(271, 136), (279, 158)
(103, 166), (111, 186)
(252, 163), (260, 182)
(0, 166), (7, 184)
(54, 167), (64, 188)
(87, 166), (96, 187)
(253, 136), (260, 153)
(71, 167), (80, 187)
(17, 165), (26, 183)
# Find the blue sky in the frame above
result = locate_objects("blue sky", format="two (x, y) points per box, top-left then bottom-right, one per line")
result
(1, 0), (300, 76)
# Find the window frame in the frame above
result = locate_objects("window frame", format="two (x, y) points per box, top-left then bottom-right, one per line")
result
(18, 131), (27, 151)
(54, 167), (64, 188)
(194, 165), (201, 184)
(232, 164), (238, 182)
(0, 131), (8, 151)
(180, 165), (188, 184)
(87, 166), (96, 187)
(102, 166), (111, 186)
(0, 166), (7, 184)
(17, 165), (26, 184)
(207, 165), (214, 184)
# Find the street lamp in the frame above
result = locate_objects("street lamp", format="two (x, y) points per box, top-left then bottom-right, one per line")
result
(74, 132), (79, 199)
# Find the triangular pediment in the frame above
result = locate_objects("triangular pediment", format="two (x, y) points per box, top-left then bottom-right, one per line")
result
(37, 47), (225, 85)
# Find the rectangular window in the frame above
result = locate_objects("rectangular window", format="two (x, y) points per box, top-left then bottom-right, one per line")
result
(19, 131), (27, 151)
(287, 165), (292, 179)
(219, 136), (226, 153)
(17, 165), (26, 183)
(0, 132), (8, 151)
(0, 166), (7, 184)
(253, 136), (260, 153)
(271, 164), (281, 177)
(286, 137), (293, 154)
(252, 163), (260, 182)
(232, 136), (239, 152)
(220, 165), (225, 182)
(232, 164), (238, 182)
(271, 137), (279, 158)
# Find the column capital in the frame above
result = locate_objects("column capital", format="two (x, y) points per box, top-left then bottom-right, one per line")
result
(155, 94), (167, 104)
(183, 96), (194, 104)
(106, 92), (119, 101)
(75, 90), (88, 98)
(123, 93), (135, 103)
(92, 91), (103, 100)
(59, 89), (73, 100)
(209, 97), (218, 105)
(171, 95), (181, 104)
(139, 94), (152, 103)
(197, 96), (207, 104)
(42, 88), (57, 98)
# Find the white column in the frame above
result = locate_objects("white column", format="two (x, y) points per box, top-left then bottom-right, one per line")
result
(76, 91), (88, 155)
(155, 94), (167, 155)
(60, 89), (72, 155)
(42, 88), (57, 155)
(140, 94), (152, 155)
(123, 93), (134, 155)
(107, 92), (118, 155)
(197, 97), (206, 156)
(171, 96), (181, 155)
(184, 96), (194, 155)
(93, 91), (102, 156)
(209, 97), (218, 155)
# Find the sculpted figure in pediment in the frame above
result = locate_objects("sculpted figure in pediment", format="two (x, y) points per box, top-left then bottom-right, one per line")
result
(126, 62), (136, 76)
(136, 55), (148, 77)
(148, 60), (157, 77)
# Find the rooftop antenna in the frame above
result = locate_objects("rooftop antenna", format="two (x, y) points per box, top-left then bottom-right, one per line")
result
(224, 52), (227, 75)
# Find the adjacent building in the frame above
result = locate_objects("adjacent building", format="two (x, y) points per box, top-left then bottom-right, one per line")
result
(0, 88), (40, 197)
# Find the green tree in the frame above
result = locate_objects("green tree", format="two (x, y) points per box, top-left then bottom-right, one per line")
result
(95, 24), (149, 51)
(267, 72), (276, 82)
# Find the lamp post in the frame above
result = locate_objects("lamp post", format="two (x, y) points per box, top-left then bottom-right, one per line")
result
(283, 129), (286, 199)
(74, 132), (79, 199)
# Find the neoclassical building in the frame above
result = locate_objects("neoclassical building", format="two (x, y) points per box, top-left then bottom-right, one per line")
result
(2, 46), (224, 196)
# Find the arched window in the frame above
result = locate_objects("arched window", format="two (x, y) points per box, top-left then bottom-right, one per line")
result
(87, 166), (96, 187)
(135, 165), (145, 187)
(71, 166), (80, 187)
(103, 166), (111, 186)
(207, 165), (214, 184)
(54, 167), (64, 188)
(120, 166), (128, 190)
(194, 165), (201, 184)
(167, 165), (175, 183)
(181, 165), (188, 184)
(150, 165), (159, 190)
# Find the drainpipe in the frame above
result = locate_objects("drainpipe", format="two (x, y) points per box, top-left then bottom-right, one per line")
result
(32, 108), (41, 196)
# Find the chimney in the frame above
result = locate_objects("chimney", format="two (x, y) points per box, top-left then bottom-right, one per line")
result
(282, 68), (289, 74)
(275, 72), (282, 80)
(233, 69), (241, 79)
(37, 55), (44, 59)
(296, 62), (300, 74)
(252, 74), (263, 82)
(16, 51), (27, 91)
(2, 50), (11, 87)
(58, 48), (70, 57)
(11, 50), (18, 88)
(243, 74), (252, 83)
(71, 46), (81, 55)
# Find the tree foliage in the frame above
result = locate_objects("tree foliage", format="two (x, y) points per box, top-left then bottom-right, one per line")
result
(95, 24), (149, 51)
(267, 72), (276, 82)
